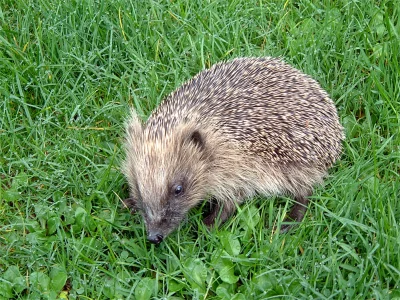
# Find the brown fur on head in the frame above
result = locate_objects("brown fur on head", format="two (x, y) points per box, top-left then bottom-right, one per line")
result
(123, 111), (216, 243)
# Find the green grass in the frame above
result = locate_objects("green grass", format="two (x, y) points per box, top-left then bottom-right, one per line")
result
(1, 0), (399, 298)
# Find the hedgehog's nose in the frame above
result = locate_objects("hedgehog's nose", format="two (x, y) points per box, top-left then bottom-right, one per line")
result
(147, 232), (164, 244)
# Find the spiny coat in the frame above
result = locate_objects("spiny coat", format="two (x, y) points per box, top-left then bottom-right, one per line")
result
(123, 57), (344, 244)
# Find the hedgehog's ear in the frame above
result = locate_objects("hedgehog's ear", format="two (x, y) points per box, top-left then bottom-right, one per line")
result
(189, 130), (205, 150)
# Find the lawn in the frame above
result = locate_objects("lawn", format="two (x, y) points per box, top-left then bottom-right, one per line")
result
(0, 0), (399, 299)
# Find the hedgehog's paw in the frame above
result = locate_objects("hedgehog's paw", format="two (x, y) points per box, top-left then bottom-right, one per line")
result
(203, 202), (235, 228)
(203, 213), (217, 227)
(278, 194), (310, 233)
(122, 197), (138, 214)
(273, 218), (298, 233)
(279, 222), (296, 233)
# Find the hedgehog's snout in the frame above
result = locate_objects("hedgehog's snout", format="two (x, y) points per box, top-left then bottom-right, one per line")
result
(147, 231), (164, 244)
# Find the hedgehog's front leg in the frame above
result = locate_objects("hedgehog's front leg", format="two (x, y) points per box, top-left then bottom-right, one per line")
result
(123, 197), (138, 214)
(203, 199), (236, 227)
(280, 194), (310, 232)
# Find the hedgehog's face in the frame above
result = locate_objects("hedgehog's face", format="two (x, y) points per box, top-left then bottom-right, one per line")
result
(124, 117), (211, 244)
(136, 167), (199, 244)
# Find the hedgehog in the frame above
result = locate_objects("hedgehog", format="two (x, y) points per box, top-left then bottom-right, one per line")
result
(123, 57), (344, 244)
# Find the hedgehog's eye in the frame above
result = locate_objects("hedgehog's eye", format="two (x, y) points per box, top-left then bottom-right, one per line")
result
(174, 185), (184, 196)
